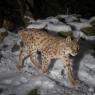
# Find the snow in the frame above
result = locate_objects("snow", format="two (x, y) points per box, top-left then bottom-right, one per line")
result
(1, 14), (95, 95)
(0, 28), (7, 32)
(56, 14), (79, 22)
(72, 30), (95, 40)
(27, 21), (47, 29)
(2, 79), (12, 85)
(78, 54), (95, 86)
(36, 17), (60, 24)
(45, 23), (72, 32)
(45, 16), (60, 23)
(73, 30), (85, 39)
(24, 16), (35, 23)
(88, 16), (95, 23)
(80, 18), (89, 23)
(68, 22), (92, 30)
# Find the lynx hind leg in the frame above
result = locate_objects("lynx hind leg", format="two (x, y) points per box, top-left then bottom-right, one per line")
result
(16, 47), (29, 70)
(62, 57), (79, 86)
(29, 49), (41, 70)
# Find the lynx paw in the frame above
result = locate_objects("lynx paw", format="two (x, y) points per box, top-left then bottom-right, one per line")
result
(16, 64), (24, 71)
(71, 79), (80, 86)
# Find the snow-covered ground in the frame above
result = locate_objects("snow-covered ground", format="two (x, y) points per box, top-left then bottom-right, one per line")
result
(0, 15), (95, 95)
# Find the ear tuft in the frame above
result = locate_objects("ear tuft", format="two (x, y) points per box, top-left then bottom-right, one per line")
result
(66, 36), (72, 43)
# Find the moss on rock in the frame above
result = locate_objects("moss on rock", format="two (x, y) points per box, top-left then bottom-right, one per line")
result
(0, 31), (8, 43)
(3, 20), (14, 30)
(90, 20), (95, 27)
(24, 17), (30, 25)
(58, 31), (73, 38)
(81, 27), (95, 36)
(27, 88), (40, 95)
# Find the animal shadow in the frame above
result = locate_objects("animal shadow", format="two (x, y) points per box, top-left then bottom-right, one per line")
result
(72, 39), (95, 80)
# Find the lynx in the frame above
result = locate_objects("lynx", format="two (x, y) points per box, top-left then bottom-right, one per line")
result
(16, 28), (79, 86)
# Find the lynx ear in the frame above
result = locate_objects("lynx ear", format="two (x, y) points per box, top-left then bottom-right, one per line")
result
(66, 36), (72, 43)
(73, 37), (79, 42)
(75, 38), (79, 42)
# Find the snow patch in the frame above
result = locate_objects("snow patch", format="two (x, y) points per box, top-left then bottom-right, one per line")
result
(56, 14), (79, 22)
(89, 16), (95, 23)
(68, 22), (92, 30)
(2, 79), (12, 85)
(45, 23), (72, 32)
(27, 22), (47, 29)
(19, 77), (28, 83)
(0, 28), (7, 32)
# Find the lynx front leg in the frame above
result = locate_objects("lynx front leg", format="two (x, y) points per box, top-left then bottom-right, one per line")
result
(41, 54), (49, 74)
(61, 57), (79, 86)
(16, 47), (30, 70)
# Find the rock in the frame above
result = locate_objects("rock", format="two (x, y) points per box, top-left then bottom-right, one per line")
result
(90, 20), (95, 27)
(0, 29), (8, 43)
(81, 27), (95, 36)
(0, 88), (4, 94)
(24, 16), (34, 25)
(45, 23), (72, 32)
(27, 22), (47, 29)
(68, 22), (92, 30)
(2, 44), (8, 48)
(27, 88), (40, 95)
(58, 31), (73, 38)
(11, 43), (20, 52)
(3, 20), (14, 30)
(0, 53), (2, 61)
(56, 14), (80, 22)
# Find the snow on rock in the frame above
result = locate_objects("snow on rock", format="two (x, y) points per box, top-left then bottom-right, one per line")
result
(56, 14), (79, 22)
(19, 77), (28, 83)
(40, 80), (55, 89)
(72, 30), (95, 40)
(27, 21), (47, 29)
(45, 16), (60, 23)
(80, 18), (89, 23)
(24, 15), (35, 23)
(45, 23), (72, 32)
(84, 35), (95, 40)
(0, 28), (7, 32)
(56, 14), (69, 18)
(88, 16), (95, 23)
(27, 17), (62, 29)
(68, 22), (92, 30)
(2, 79), (12, 85)
(36, 19), (49, 24)
(73, 30), (85, 39)
(36, 17), (60, 24)
(12, 80), (21, 86)
(64, 15), (79, 23)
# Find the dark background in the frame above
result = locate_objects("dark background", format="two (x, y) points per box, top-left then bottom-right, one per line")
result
(0, 0), (95, 30)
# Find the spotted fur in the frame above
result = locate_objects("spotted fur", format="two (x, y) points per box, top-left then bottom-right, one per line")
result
(17, 28), (79, 86)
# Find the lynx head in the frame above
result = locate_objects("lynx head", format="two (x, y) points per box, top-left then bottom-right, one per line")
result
(65, 36), (79, 56)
